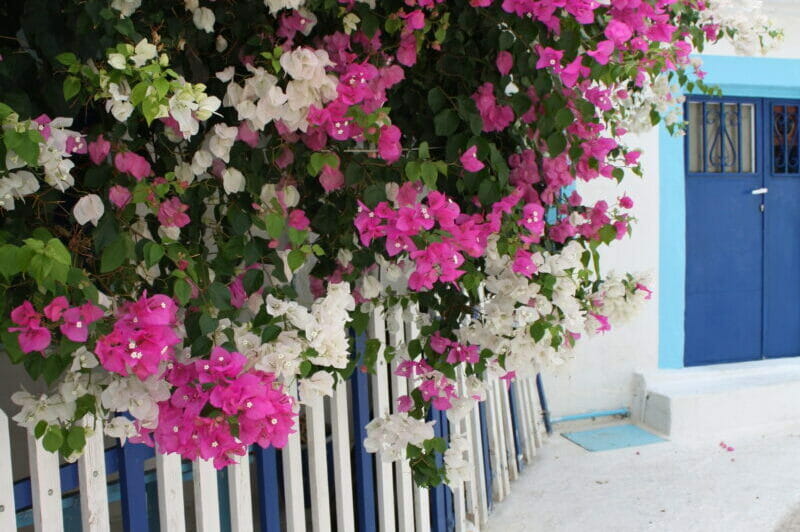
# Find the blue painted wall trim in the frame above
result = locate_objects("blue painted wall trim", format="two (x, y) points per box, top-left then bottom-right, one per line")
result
(658, 54), (800, 369)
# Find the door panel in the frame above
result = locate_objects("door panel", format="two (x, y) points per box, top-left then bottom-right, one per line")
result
(764, 102), (800, 357)
(684, 97), (765, 367)
(685, 175), (764, 366)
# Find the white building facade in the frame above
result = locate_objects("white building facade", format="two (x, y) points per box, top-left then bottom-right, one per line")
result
(542, 1), (800, 438)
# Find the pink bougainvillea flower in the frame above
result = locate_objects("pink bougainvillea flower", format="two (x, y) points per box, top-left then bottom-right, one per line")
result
(512, 249), (537, 278)
(158, 197), (191, 228)
(288, 209), (310, 230)
(587, 40), (615, 65)
(9, 321), (51, 353)
(460, 146), (485, 172)
(237, 122), (260, 148)
(604, 20), (632, 45)
(378, 125), (402, 163)
(11, 301), (40, 327)
(32, 114), (52, 141)
(60, 302), (104, 343)
(65, 135), (88, 155)
(114, 151), (152, 181)
(396, 32), (417, 67)
(534, 46), (564, 71)
(44, 296), (69, 322)
(397, 395), (413, 413)
(590, 312), (611, 333)
(496, 50), (513, 75)
(619, 195), (634, 209)
(319, 164), (344, 193)
(108, 185), (132, 209)
(636, 283), (653, 300)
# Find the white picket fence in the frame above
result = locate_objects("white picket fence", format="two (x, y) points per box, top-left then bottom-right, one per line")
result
(0, 302), (545, 531)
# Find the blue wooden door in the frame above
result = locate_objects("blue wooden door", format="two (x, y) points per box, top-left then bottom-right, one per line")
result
(764, 101), (800, 358)
(685, 97), (800, 366)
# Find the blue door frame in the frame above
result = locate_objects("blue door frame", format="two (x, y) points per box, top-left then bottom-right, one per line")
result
(684, 94), (800, 366)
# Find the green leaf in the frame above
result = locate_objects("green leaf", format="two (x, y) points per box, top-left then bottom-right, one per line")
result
(4, 129), (40, 166)
(63, 76), (81, 101)
(142, 96), (161, 125)
(287, 249), (306, 272)
(34, 421), (48, 439)
(199, 313), (218, 335)
(427, 88), (447, 113)
(1, 329), (25, 364)
(143, 242), (164, 267)
(174, 278), (192, 305)
(420, 161), (438, 190)
(207, 282), (232, 310)
(42, 426), (64, 452)
(363, 338), (381, 372)
(546, 132), (567, 156)
(66, 426), (86, 452)
(100, 237), (130, 273)
(554, 107), (574, 130)
(55, 52), (78, 66)
(434, 109), (459, 137)
(0, 245), (22, 279)
(530, 320), (547, 342)
(405, 161), (422, 181)
(44, 239), (72, 266)
(265, 213), (285, 239)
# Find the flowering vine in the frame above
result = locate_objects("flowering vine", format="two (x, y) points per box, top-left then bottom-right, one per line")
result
(0, 0), (778, 485)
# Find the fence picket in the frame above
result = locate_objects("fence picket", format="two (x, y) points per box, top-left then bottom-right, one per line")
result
(485, 378), (508, 502)
(156, 452), (187, 532)
(330, 383), (354, 531)
(78, 416), (110, 532)
(0, 411), (15, 532)
(467, 397), (489, 527)
(282, 382), (306, 532)
(405, 303), (431, 532)
(513, 381), (534, 464)
(387, 303), (415, 531)
(524, 377), (544, 448)
(228, 455), (254, 532)
(368, 303), (396, 532)
(498, 383), (519, 481)
(27, 430), (63, 532)
(306, 394), (331, 532)
(193, 459), (220, 532)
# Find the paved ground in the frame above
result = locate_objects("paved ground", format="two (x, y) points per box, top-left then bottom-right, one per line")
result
(487, 423), (800, 532)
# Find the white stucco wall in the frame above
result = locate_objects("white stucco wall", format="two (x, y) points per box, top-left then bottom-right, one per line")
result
(542, 1), (800, 418)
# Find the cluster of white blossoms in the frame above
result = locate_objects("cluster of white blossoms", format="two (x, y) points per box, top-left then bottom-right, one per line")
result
(590, 271), (653, 325)
(364, 413), (436, 462)
(700, 0), (782, 56)
(222, 47), (338, 133)
(1, 112), (88, 210)
(443, 433), (471, 487)
(614, 75), (685, 133)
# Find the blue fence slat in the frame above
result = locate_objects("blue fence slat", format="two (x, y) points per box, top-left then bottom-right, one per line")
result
(508, 383), (524, 471)
(352, 332), (377, 532)
(255, 446), (282, 532)
(429, 408), (447, 532)
(119, 443), (152, 532)
(478, 402), (493, 509)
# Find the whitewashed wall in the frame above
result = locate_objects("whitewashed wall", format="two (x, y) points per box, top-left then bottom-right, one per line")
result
(542, 2), (800, 419)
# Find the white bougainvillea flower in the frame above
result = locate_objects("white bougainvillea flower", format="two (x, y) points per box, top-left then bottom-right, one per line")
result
(130, 39), (157, 67)
(264, 0), (305, 15)
(110, 0), (142, 17)
(73, 194), (105, 226)
(107, 53), (127, 70)
(222, 167), (245, 194)
(192, 7), (215, 33)
(298, 371), (334, 405)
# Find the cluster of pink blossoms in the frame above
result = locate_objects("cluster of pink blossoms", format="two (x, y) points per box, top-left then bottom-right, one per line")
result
(94, 293), (181, 380)
(394, 357), (459, 412)
(141, 347), (296, 469)
(8, 298), (104, 353)
(430, 332), (480, 365)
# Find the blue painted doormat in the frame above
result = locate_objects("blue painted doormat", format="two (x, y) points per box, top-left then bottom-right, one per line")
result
(562, 424), (665, 452)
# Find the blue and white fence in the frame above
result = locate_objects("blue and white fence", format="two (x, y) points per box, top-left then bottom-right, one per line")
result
(1, 303), (544, 531)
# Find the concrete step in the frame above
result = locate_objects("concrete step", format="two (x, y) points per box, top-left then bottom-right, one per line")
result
(632, 358), (800, 439)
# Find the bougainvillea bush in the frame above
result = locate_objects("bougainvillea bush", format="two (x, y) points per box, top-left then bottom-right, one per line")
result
(0, 1), (779, 483)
